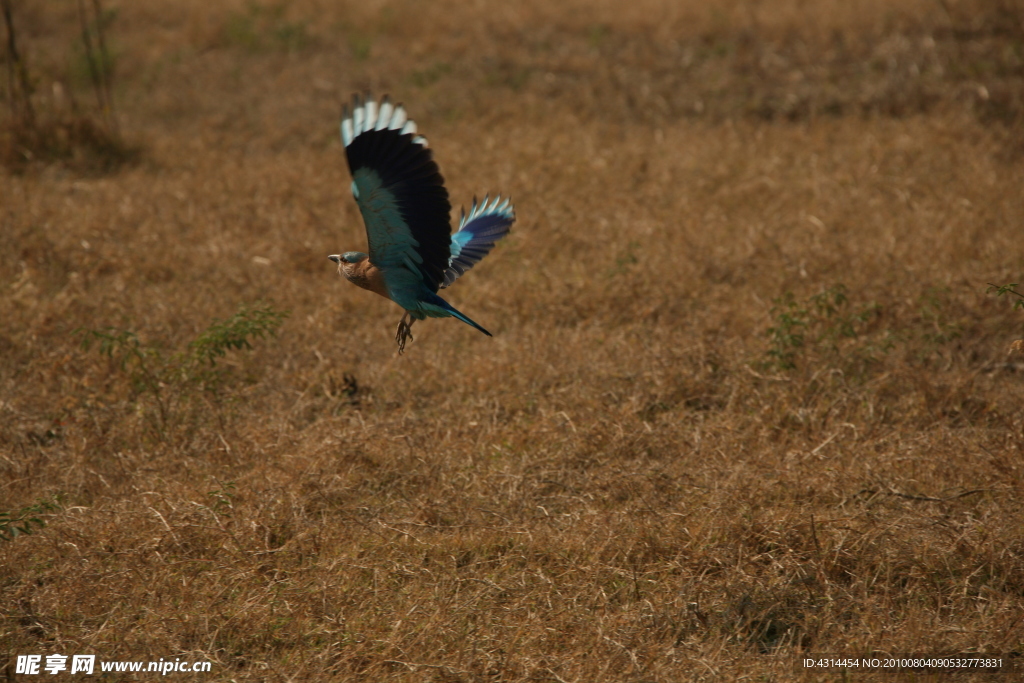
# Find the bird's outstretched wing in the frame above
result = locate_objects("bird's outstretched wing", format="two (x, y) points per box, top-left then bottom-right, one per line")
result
(442, 195), (515, 288)
(341, 94), (452, 293)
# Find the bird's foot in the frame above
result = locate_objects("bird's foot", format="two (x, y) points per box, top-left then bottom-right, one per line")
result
(395, 316), (415, 354)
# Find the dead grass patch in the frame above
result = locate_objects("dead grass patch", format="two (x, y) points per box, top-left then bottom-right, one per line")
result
(3, 0), (1024, 680)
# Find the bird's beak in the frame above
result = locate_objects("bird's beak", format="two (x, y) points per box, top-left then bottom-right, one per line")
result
(328, 255), (341, 264)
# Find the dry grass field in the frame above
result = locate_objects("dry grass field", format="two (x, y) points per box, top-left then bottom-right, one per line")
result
(3, 0), (1024, 680)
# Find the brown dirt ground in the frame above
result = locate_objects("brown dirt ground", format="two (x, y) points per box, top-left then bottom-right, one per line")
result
(3, 0), (1024, 680)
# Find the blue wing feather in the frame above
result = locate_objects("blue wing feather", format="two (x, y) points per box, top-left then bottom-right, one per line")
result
(338, 95), (511, 339)
(441, 195), (515, 288)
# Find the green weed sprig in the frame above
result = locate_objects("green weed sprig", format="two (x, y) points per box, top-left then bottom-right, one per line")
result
(987, 282), (1024, 310)
(0, 496), (62, 542)
(78, 301), (289, 437)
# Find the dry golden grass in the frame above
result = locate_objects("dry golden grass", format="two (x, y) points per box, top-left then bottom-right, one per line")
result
(3, 0), (1024, 680)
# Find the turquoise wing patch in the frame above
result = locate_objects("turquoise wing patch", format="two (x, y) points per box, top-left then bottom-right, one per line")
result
(342, 94), (452, 293)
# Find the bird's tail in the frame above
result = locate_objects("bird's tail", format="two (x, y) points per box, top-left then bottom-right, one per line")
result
(421, 293), (492, 337)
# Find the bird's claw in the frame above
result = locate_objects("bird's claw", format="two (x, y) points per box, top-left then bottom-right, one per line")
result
(395, 317), (414, 354)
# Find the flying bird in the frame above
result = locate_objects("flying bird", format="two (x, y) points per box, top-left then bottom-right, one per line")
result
(329, 94), (515, 353)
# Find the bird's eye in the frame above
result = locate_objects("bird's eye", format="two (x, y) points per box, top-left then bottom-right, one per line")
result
(340, 252), (367, 264)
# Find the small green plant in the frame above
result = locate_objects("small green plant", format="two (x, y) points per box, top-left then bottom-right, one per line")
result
(78, 301), (289, 435)
(484, 64), (532, 91)
(606, 240), (640, 277)
(189, 302), (289, 367)
(918, 285), (963, 344)
(348, 33), (372, 61)
(987, 282), (1024, 310)
(763, 284), (882, 371)
(587, 23), (611, 49)
(408, 61), (451, 88)
(810, 284), (879, 349)
(765, 292), (808, 370)
(207, 480), (238, 515)
(224, 2), (311, 53)
(988, 282), (1024, 353)
(79, 327), (167, 416)
(0, 496), (62, 542)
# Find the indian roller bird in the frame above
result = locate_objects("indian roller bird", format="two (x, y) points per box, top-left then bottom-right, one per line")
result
(329, 94), (515, 353)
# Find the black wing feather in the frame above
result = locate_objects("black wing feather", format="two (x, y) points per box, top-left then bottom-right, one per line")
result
(343, 113), (452, 292)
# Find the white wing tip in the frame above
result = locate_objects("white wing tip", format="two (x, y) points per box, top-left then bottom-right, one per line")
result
(341, 94), (428, 146)
(457, 193), (516, 230)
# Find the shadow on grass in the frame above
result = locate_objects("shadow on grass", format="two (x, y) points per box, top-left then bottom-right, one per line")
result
(1, 114), (141, 174)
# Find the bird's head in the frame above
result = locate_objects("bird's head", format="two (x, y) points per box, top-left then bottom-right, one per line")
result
(328, 251), (369, 265)
(329, 251), (370, 281)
